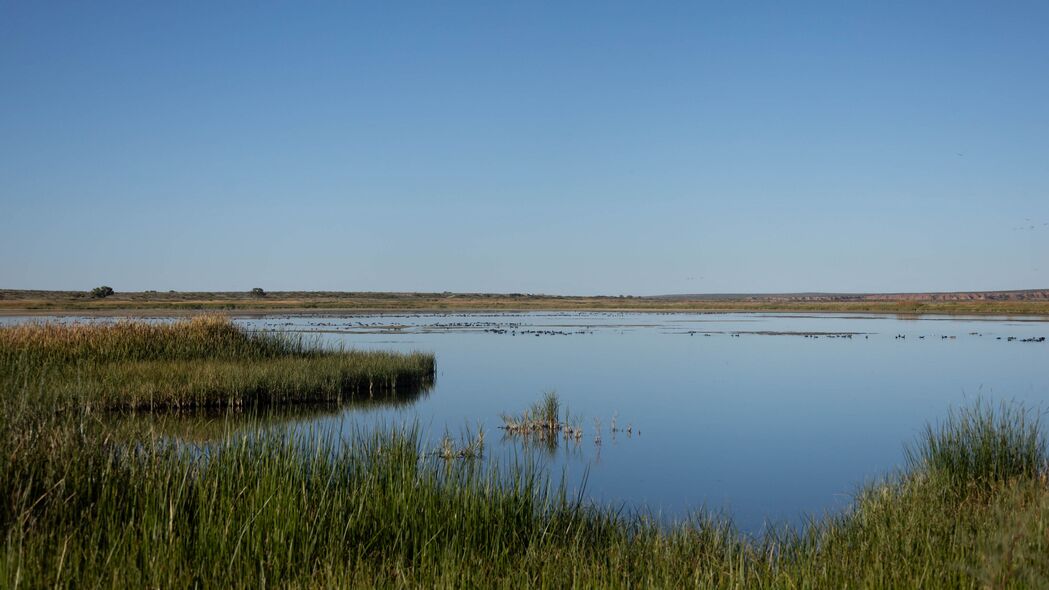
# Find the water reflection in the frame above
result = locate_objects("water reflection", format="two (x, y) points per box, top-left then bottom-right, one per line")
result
(105, 379), (435, 443)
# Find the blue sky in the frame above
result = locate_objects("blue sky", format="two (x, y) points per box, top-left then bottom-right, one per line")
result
(2, 2), (1047, 295)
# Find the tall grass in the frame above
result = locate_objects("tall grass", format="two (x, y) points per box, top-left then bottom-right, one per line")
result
(0, 317), (435, 411)
(906, 399), (1047, 493)
(0, 316), (297, 366)
(501, 390), (562, 431)
(499, 391), (586, 454)
(3, 394), (1048, 587)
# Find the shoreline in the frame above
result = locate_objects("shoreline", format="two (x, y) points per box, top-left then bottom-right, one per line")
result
(4, 289), (1049, 317)
(3, 305), (1049, 319)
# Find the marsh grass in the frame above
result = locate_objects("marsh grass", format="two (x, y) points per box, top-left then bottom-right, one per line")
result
(0, 316), (435, 411)
(499, 392), (587, 455)
(906, 399), (1048, 494)
(0, 404), (609, 588)
(500, 391), (560, 430)
(2, 395), (1049, 587)
(436, 426), (486, 461)
(2, 343), (1048, 589)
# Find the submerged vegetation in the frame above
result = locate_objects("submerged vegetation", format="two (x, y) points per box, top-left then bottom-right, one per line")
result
(0, 316), (435, 410)
(1, 397), (1048, 587)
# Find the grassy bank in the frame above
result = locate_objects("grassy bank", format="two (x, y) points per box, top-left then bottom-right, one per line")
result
(0, 317), (434, 411)
(1, 397), (1047, 587)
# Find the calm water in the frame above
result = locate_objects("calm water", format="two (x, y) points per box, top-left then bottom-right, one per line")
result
(9, 312), (1049, 531)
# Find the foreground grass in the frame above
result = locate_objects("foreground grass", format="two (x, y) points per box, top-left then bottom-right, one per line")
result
(0, 317), (434, 410)
(1, 397), (1047, 588)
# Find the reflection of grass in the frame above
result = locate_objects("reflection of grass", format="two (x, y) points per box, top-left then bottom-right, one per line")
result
(3, 399), (1049, 586)
(106, 389), (433, 443)
(103, 405), (336, 444)
(0, 316), (434, 410)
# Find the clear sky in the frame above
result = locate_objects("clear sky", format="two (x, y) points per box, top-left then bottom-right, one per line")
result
(2, 1), (1047, 295)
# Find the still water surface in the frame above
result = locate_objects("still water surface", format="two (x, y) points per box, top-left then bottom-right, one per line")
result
(12, 312), (1049, 532)
(254, 311), (1049, 531)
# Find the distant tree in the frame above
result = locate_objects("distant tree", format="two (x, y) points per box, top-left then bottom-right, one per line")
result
(91, 286), (114, 298)
(251, 287), (266, 297)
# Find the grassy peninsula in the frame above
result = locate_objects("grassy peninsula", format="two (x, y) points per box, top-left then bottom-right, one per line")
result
(0, 316), (434, 411)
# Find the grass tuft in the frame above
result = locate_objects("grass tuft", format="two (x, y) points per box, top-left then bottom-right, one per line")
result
(906, 399), (1047, 493)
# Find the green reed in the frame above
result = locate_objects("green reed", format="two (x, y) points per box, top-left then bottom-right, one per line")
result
(0, 316), (434, 410)
(3, 394), (1048, 588)
(906, 399), (1047, 495)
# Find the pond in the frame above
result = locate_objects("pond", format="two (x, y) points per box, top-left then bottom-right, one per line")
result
(8, 311), (1049, 532)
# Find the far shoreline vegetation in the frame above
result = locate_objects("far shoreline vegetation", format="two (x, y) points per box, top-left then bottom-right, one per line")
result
(2, 288), (1049, 316)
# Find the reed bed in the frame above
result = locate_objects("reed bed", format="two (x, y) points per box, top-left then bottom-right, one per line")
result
(0, 316), (435, 410)
(1, 396), (1048, 587)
